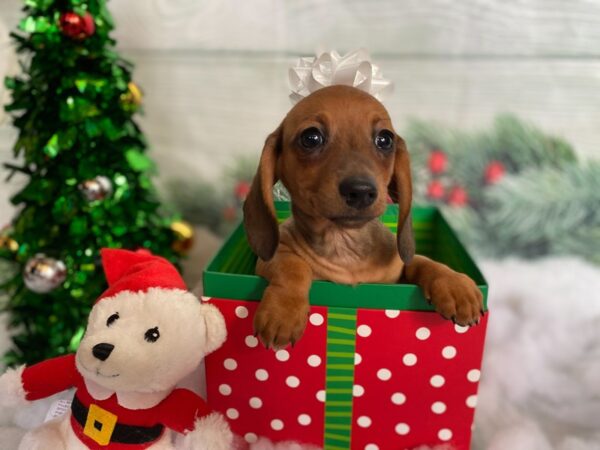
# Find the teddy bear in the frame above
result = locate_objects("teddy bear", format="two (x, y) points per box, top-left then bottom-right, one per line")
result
(0, 248), (233, 450)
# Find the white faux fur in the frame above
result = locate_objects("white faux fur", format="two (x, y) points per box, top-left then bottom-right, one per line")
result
(1, 257), (600, 449)
(0, 365), (27, 408)
(178, 412), (233, 450)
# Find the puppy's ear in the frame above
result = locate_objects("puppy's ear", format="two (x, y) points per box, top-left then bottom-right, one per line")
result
(388, 136), (415, 265)
(243, 127), (282, 261)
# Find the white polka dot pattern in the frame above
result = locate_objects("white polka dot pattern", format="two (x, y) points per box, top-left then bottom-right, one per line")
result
(249, 397), (262, 409)
(298, 414), (311, 426)
(357, 324), (372, 337)
(357, 416), (372, 428)
(391, 392), (406, 405)
(270, 419), (284, 431)
(402, 353), (417, 366)
(430, 374), (445, 387)
(377, 368), (392, 380)
(255, 369), (268, 381)
(235, 306), (248, 319)
(205, 301), (487, 449)
(438, 428), (453, 441)
(223, 358), (237, 370)
(395, 423), (410, 435)
(307, 355), (321, 367)
(226, 408), (239, 419)
(415, 327), (431, 340)
(286, 375), (300, 388)
(467, 369), (481, 382)
(431, 401), (447, 414)
(244, 335), (258, 348)
(275, 349), (289, 362)
(442, 345), (457, 359)
(309, 313), (324, 326)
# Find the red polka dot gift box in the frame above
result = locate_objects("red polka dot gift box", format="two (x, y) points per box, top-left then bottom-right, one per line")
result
(203, 202), (489, 450)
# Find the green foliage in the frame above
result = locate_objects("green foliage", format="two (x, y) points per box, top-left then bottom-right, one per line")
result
(1, 0), (180, 365)
(404, 114), (599, 264)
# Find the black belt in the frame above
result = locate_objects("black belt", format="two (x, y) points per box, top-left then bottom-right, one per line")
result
(71, 395), (164, 445)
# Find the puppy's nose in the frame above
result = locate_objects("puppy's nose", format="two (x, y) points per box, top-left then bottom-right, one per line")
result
(92, 343), (114, 361)
(339, 177), (378, 209)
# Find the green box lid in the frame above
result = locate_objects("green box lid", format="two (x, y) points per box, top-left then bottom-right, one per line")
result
(203, 202), (488, 311)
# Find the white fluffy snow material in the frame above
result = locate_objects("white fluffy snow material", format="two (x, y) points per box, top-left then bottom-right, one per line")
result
(0, 257), (599, 450)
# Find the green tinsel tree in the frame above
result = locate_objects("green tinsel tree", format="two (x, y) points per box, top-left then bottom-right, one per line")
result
(0, 0), (181, 366)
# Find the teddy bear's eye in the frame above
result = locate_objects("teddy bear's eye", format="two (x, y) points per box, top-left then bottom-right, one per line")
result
(144, 327), (160, 343)
(106, 313), (119, 327)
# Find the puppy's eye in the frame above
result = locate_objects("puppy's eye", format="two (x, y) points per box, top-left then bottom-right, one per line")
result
(106, 313), (119, 327)
(299, 127), (325, 150)
(374, 130), (395, 152)
(144, 327), (160, 343)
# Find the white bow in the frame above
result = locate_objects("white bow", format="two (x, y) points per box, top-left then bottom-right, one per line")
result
(288, 49), (394, 104)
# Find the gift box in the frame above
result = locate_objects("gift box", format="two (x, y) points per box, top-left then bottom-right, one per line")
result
(203, 202), (488, 450)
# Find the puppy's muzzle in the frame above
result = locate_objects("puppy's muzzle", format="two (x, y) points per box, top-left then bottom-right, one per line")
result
(339, 176), (378, 210)
(92, 342), (114, 361)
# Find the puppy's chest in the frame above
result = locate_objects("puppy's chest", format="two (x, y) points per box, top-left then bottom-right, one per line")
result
(287, 231), (403, 285)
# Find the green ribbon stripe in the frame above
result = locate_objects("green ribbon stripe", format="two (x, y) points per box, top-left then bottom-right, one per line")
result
(324, 308), (357, 449)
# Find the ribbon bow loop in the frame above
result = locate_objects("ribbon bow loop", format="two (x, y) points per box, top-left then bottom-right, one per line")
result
(288, 49), (393, 104)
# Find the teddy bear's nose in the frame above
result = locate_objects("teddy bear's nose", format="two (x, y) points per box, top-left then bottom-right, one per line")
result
(92, 343), (114, 361)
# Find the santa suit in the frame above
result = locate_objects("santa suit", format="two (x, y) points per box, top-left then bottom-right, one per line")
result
(21, 353), (213, 449)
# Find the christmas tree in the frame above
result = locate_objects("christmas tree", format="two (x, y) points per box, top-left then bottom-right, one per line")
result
(0, 0), (185, 366)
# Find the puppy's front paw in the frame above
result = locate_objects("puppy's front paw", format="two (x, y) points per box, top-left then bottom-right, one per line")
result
(254, 288), (309, 349)
(426, 272), (484, 326)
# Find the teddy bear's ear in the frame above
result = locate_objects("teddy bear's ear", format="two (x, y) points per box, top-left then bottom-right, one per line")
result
(199, 303), (227, 355)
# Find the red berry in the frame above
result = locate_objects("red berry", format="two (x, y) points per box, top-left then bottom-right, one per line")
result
(234, 181), (251, 201)
(447, 186), (469, 206)
(222, 206), (238, 221)
(484, 161), (506, 184)
(426, 180), (445, 200)
(59, 12), (96, 40)
(428, 149), (447, 174)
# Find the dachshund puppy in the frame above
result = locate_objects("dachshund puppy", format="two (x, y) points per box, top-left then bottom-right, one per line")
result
(244, 85), (483, 348)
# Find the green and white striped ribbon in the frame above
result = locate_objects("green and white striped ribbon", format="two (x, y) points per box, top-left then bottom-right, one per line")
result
(323, 307), (357, 449)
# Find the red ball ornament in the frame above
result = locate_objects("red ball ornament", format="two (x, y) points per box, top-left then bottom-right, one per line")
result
(59, 12), (96, 40)
(234, 181), (251, 201)
(428, 149), (447, 174)
(447, 186), (469, 207)
(426, 180), (445, 200)
(484, 160), (506, 184)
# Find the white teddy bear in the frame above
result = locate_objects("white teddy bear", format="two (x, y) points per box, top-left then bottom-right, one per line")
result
(0, 248), (233, 450)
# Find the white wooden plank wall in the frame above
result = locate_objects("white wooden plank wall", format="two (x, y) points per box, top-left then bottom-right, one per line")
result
(0, 0), (599, 225)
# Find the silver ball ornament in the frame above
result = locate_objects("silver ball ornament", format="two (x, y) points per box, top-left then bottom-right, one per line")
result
(79, 176), (113, 201)
(23, 254), (67, 293)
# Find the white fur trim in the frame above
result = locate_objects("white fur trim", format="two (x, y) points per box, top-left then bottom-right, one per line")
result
(0, 365), (28, 407)
(179, 412), (233, 450)
(99, 288), (198, 308)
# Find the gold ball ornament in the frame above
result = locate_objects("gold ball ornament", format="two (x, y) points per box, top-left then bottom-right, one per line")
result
(170, 221), (194, 255)
(23, 254), (67, 294)
(0, 236), (18, 252)
(121, 82), (143, 111)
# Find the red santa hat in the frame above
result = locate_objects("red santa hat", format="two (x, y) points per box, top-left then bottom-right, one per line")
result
(97, 248), (187, 303)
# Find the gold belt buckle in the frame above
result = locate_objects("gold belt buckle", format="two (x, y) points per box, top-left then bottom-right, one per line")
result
(83, 404), (118, 446)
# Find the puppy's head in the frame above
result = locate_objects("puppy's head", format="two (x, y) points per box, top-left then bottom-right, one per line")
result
(244, 85), (414, 264)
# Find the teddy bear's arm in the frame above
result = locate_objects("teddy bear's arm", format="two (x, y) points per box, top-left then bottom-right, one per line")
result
(159, 388), (232, 450)
(158, 388), (213, 433)
(21, 353), (81, 400)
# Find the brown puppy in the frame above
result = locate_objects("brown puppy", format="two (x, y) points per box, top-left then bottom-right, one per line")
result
(244, 85), (483, 348)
